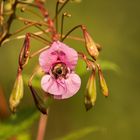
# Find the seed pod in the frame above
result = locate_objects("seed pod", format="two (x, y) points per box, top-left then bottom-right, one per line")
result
(84, 70), (97, 111)
(82, 26), (99, 60)
(19, 34), (30, 69)
(29, 85), (47, 115)
(9, 71), (24, 113)
(97, 65), (109, 97)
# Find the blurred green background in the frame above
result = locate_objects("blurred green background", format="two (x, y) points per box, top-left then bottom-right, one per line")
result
(0, 0), (140, 139)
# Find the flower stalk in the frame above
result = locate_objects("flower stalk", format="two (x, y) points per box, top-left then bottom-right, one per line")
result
(36, 113), (48, 140)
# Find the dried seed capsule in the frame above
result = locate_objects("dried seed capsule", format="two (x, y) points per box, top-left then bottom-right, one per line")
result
(9, 70), (24, 113)
(97, 65), (109, 97)
(82, 26), (99, 60)
(84, 70), (97, 111)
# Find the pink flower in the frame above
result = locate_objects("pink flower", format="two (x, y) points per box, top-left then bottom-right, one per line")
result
(39, 41), (81, 99)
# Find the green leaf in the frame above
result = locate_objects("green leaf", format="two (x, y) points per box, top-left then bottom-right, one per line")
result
(17, 133), (31, 140)
(98, 60), (120, 73)
(55, 126), (102, 140)
(0, 108), (39, 140)
(23, 74), (41, 88)
(76, 59), (87, 75)
(76, 59), (120, 76)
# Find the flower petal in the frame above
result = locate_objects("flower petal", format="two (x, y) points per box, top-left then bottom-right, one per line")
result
(54, 41), (78, 70)
(61, 73), (81, 99)
(41, 75), (66, 95)
(41, 73), (81, 99)
(39, 41), (78, 72)
(39, 46), (58, 73)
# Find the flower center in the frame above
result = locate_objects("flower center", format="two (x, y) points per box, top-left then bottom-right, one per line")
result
(52, 63), (68, 79)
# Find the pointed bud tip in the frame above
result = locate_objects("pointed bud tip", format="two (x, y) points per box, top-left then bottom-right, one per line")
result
(9, 106), (16, 113)
(104, 92), (109, 97)
(85, 103), (94, 111)
(39, 107), (47, 115)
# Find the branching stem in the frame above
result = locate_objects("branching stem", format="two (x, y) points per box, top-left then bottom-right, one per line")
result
(53, 0), (70, 20)
(17, 16), (48, 26)
(61, 25), (82, 41)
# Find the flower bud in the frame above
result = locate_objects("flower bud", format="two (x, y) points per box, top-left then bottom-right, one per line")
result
(9, 71), (24, 113)
(97, 65), (109, 97)
(82, 26), (99, 60)
(11, 0), (16, 5)
(4, 2), (12, 12)
(84, 70), (97, 111)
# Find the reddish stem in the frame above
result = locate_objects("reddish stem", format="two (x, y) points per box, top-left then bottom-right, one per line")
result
(36, 113), (48, 140)
(35, 0), (58, 41)
(0, 86), (9, 118)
